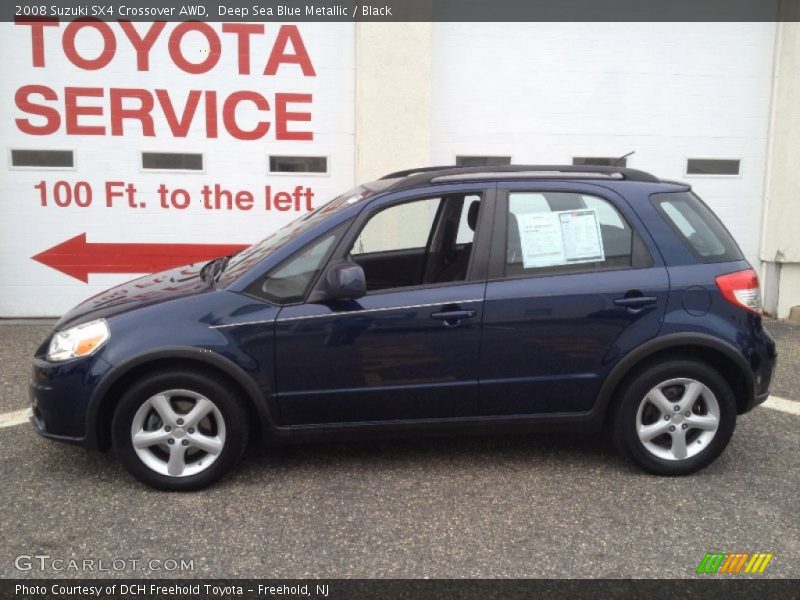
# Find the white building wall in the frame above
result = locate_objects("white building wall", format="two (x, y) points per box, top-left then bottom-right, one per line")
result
(761, 21), (800, 318)
(0, 22), (355, 316)
(355, 22), (431, 182)
(353, 22), (433, 252)
(1, 20), (795, 317)
(431, 22), (777, 268)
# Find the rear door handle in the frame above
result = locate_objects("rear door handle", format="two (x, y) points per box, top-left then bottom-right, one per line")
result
(614, 296), (658, 308)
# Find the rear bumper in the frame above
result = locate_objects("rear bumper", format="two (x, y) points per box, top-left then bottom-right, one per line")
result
(741, 324), (777, 413)
(744, 390), (772, 414)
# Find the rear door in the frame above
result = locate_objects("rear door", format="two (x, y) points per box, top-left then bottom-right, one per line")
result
(479, 182), (669, 415)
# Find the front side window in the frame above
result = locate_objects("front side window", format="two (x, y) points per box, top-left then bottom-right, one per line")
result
(254, 228), (343, 304)
(217, 180), (398, 287)
(352, 197), (440, 256)
(350, 193), (482, 292)
(505, 191), (636, 278)
(456, 195), (481, 244)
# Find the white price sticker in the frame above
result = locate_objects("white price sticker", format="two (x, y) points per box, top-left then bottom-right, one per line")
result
(516, 208), (604, 269)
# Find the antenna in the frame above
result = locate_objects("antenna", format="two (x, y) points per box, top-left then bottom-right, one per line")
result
(613, 151), (635, 167)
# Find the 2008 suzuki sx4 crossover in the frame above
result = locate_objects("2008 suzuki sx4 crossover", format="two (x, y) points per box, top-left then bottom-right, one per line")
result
(30, 165), (776, 490)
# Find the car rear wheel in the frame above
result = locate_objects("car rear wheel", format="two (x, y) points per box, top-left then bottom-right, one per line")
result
(112, 370), (248, 490)
(611, 359), (737, 475)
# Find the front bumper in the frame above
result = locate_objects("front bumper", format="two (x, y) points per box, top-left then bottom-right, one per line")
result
(29, 353), (113, 447)
(30, 412), (86, 446)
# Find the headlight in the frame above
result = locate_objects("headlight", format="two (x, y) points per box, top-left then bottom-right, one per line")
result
(47, 319), (110, 362)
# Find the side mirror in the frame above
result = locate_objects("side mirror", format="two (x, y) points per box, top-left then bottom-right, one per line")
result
(321, 261), (366, 301)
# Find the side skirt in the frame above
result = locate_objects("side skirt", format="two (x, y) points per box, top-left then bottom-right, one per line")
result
(264, 410), (604, 445)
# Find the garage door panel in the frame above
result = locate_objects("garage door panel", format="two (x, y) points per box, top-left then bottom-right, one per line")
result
(431, 22), (775, 267)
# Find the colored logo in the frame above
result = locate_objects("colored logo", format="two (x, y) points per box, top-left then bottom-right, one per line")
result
(696, 552), (774, 574)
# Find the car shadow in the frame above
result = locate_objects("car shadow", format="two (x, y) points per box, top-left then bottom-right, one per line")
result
(231, 430), (625, 484)
(24, 426), (627, 492)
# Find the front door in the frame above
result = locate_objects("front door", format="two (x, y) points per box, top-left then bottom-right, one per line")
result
(274, 187), (493, 425)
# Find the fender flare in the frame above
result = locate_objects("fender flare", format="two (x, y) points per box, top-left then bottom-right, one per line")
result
(84, 347), (278, 449)
(590, 332), (754, 422)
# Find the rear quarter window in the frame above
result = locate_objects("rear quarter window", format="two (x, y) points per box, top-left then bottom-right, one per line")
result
(650, 191), (743, 263)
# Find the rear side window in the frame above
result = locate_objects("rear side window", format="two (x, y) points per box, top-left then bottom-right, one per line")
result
(651, 192), (742, 263)
(505, 192), (647, 278)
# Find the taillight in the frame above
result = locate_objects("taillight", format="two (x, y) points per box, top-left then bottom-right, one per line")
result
(715, 269), (762, 314)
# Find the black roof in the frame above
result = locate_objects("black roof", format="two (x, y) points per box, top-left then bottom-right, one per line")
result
(380, 164), (661, 191)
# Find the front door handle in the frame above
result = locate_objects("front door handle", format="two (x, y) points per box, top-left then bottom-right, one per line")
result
(430, 309), (476, 326)
(614, 296), (658, 308)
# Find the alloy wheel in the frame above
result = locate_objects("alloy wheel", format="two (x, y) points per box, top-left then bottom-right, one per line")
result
(130, 389), (226, 477)
(635, 377), (720, 461)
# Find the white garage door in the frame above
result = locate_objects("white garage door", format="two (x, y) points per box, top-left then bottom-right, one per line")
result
(0, 22), (355, 316)
(431, 22), (776, 267)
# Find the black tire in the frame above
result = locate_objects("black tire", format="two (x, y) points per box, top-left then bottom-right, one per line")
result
(610, 359), (737, 475)
(112, 369), (249, 491)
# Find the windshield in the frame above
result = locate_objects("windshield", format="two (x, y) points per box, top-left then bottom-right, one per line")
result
(215, 179), (398, 285)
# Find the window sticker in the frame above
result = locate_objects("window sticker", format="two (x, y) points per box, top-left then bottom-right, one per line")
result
(516, 208), (604, 269)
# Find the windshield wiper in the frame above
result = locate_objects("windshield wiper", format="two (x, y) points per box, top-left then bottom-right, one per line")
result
(200, 257), (223, 283)
(212, 255), (232, 281)
(200, 251), (240, 283)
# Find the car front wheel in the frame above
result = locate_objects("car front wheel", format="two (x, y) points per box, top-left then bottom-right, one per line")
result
(611, 359), (737, 475)
(112, 370), (248, 490)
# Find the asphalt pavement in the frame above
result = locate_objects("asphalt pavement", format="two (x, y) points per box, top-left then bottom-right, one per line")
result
(0, 318), (797, 579)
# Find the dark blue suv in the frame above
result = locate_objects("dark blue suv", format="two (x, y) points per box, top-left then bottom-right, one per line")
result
(30, 165), (776, 490)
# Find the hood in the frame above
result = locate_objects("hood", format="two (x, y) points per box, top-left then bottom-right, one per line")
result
(55, 264), (213, 330)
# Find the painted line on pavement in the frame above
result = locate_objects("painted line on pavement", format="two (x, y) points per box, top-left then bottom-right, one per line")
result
(0, 408), (32, 429)
(762, 395), (800, 416)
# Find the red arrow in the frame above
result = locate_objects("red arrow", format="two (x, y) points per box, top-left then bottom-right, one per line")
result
(32, 233), (248, 283)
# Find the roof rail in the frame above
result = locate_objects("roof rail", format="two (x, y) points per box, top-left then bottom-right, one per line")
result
(431, 170), (624, 183)
(380, 165), (459, 180)
(380, 164), (660, 185)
